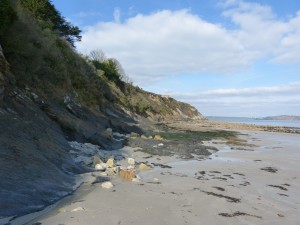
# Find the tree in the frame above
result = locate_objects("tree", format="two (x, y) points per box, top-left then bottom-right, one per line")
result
(89, 49), (131, 83)
(0, 0), (17, 35)
(20, 0), (81, 46)
(89, 49), (106, 63)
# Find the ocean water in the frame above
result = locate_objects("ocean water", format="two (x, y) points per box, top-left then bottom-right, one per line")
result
(207, 116), (300, 128)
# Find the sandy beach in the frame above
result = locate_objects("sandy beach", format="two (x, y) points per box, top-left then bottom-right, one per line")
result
(18, 130), (300, 225)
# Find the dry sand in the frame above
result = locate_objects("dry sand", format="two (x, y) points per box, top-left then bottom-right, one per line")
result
(20, 131), (300, 225)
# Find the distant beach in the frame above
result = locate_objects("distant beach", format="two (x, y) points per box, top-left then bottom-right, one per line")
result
(207, 116), (300, 128)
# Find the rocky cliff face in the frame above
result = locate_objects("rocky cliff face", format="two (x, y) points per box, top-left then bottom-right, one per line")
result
(112, 84), (205, 122)
(0, 44), (8, 100)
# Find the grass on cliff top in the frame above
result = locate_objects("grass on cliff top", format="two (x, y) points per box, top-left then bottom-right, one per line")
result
(160, 130), (238, 141)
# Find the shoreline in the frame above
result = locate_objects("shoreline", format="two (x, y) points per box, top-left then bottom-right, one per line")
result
(6, 123), (300, 225)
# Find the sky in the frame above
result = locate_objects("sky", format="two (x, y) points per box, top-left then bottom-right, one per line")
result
(51, 0), (300, 117)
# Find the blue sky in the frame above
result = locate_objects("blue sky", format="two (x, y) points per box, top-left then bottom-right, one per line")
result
(51, 0), (300, 117)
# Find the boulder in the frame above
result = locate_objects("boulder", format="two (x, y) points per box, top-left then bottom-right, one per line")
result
(130, 132), (139, 138)
(119, 169), (136, 181)
(154, 135), (164, 141)
(101, 181), (113, 189)
(139, 163), (151, 171)
(127, 157), (135, 166)
(106, 158), (114, 168)
(127, 165), (135, 170)
(95, 163), (106, 171)
(105, 167), (117, 176)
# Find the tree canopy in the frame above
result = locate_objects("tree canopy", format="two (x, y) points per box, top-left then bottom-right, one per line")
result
(20, 0), (81, 46)
(0, 0), (17, 35)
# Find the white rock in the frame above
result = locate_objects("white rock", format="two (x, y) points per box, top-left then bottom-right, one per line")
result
(158, 143), (164, 147)
(127, 157), (135, 165)
(127, 165), (135, 170)
(153, 178), (159, 182)
(106, 158), (114, 168)
(132, 178), (141, 183)
(71, 207), (85, 212)
(101, 181), (113, 189)
(95, 163), (107, 171)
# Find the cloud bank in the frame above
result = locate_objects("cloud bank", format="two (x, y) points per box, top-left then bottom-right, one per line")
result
(77, 1), (300, 84)
(170, 82), (300, 117)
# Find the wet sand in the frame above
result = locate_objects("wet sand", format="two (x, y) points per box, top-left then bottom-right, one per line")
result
(23, 131), (300, 225)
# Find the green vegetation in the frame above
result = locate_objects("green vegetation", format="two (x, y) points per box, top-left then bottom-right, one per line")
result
(20, 0), (81, 46)
(0, 0), (17, 35)
(0, 0), (200, 119)
(160, 130), (237, 141)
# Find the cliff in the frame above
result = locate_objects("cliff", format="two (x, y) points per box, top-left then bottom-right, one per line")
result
(0, 0), (205, 219)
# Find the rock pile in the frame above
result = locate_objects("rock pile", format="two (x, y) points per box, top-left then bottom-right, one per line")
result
(69, 141), (152, 187)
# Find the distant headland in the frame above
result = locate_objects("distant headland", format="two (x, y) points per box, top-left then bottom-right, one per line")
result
(260, 115), (300, 121)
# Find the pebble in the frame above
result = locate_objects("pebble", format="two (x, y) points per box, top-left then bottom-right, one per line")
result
(127, 157), (135, 165)
(139, 163), (151, 171)
(132, 178), (141, 182)
(101, 181), (114, 189)
(95, 163), (106, 171)
(71, 207), (85, 212)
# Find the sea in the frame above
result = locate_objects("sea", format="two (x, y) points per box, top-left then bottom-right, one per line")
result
(207, 116), (300, 128)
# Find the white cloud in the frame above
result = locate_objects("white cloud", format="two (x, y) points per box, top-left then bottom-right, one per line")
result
(77, 1), (300, 85)
(77, 9), (258, 84)
(169, 82), (300, 117)
(222, 1), (300, 63)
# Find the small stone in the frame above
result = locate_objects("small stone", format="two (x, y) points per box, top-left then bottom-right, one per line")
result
(127, 158), (135, 165)
(101, 181), (113, 189)
(158, 143), (164, 147)
(95, 163), (106, 171)
(141, 135), (148, 139)
(71, 207), (85, 212)
(106, 158), (114, 168)
(132, 178), (140, 182)
(119, 169), (136, 181)
(106, 167), (116, 176)
(139, 163), (151, 171)
(130, 132), (139, 137)
(153, 178), (159, 182)
(58, 208), (67, 213)
(127, 165), (135, 170)
(154, 135), (164, 141)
